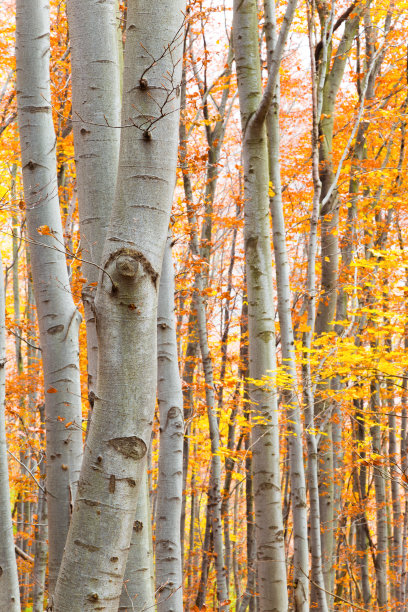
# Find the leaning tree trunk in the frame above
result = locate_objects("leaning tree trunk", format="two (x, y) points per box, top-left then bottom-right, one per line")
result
(54, 1), (185, 608)
(155, 235), (183, 611)
(0, 252), (20, 612)
(15, 0), (83, 591)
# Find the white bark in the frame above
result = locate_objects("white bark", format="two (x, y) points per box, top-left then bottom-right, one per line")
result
(119, 471), (154, 612)
(301, 13), (329, 612)
(32, 407), (48, 612)
(0, 253), (20, 612)
(54, 1), (184, 608)
(185, 199), (228, 608)
(15, 0), (83, 590)
(66, 0), (121, 401)
(263, 1), (309, 608)
(155, 236), (183, 611)
(195, 278), (229, 610)
(233, 1), (288, 608)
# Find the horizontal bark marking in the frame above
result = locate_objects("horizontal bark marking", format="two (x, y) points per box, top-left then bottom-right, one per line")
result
(74, 540), (100, 552)
(47, 324), (64, 334)
(128, 174), (167, 182)
(20, 105), (50, 113)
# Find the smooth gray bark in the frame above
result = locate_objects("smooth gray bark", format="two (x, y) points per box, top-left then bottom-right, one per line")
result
(0, 253), (20, 612)
(314, 10), (362, 601)
(54, 1), (185, 608)
(16, 0), (83, 590)
(301, 12), (329, 611)
(66, 0), (121, 402)
(233, 1), (294, 607)
(32, 408), (48, 612)
(263, 1), (309, 608)
(186, 205), (228, 608)
(119, 472), (154, 612)
(68, 2), (155, 597)
(155, 236), (183, 611)
(370, 382), (388, 609)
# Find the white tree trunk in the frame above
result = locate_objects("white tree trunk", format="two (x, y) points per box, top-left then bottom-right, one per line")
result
(119, 471), (154, 612)
(31, 407), (48, 612)
(66, 0), (121, 401)
(264, 2), (309, 608)
(54, 1), (184, 608)
(233, 1), (288, 608)
(15, 0), (83, 590)
(0, 253), (20, 612)
(155, 236), (183, 611)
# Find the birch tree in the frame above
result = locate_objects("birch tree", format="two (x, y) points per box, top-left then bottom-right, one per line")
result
(15, 0), (83, 589)
(54, 0), (185, 608)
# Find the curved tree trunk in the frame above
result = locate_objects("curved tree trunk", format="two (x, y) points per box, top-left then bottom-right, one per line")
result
(16, 0), (83, 590)
(54, 1), (185, 608)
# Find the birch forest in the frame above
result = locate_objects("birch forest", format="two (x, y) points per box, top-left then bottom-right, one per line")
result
(2, 0), (408, 610)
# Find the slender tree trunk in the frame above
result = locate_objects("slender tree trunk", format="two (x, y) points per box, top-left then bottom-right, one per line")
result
(353, 398), (371, 606)
(32, 405), (48, 612)
(155, 235), (184, 611)
(0, 252), (20, 612)
(238, 299), (257, 612)
(264, 1), (309, 607)
(302, 10), (329, 609)
(370, 381), (388, 610)
(185, 448), (197, 609)
(16, 0), (83, 590)
(195, 275), (229, 609)
(195, 502), (213, 609)
(233, 0), (298, 607)
(314, 9), (362, 598)
(54, 1), (184, 607)
(387, 381), (403, 607)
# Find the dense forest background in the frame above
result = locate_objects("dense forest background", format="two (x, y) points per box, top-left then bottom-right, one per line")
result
(1, 0), (408, 610)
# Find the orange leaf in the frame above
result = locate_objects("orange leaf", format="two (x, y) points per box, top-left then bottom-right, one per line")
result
(37, 225), (52, 236)
(47, 386), (58, 393)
